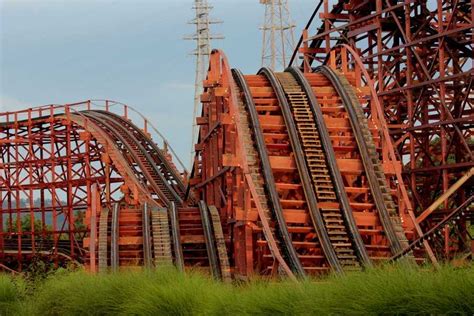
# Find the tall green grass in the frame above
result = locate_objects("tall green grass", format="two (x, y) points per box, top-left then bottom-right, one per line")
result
(0, 274), (26, 315)
(0, 264), (472, 315)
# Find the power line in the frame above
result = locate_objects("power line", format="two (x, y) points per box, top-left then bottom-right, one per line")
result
(184, 0), (224, 168)
(259, 0), (296, 71)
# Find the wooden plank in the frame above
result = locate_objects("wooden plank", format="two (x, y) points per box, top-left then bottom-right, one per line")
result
(223, 154), (240, 167)
(324, 117), (351, 128)
(118, 236), (143, 245)
(353, 212), (380, 226)
(269, 156), (296, 171)
(200, 93), (211, 103)
(215, 87), (227, 97)
(319, 12), (350, 20)
(196, 117), (208, 125)
(282, 209), (309, 224)
(337, 158), (363, 173)
(258, 115), (284, 126)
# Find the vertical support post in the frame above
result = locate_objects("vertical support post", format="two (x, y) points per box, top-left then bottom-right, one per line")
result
(49, 105), (58, 267)
(302, 29), (310, 73)
(90, 183), (98, 273)
(27, 110), (35, 255)
(437, 0), (449, 257)
(142, 203), (152, 268)
(65, 106), (75, 257)
(111, 203), (120, 272)
(14, 112), (22, 270)
(170, 201), (184, 271)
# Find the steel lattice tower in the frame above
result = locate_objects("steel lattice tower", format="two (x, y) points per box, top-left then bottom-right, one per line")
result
(259, 0), (295, 71)
(185, 0), (223, 166)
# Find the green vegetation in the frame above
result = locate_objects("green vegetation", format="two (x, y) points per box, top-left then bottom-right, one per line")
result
(1, 264), (473, 315)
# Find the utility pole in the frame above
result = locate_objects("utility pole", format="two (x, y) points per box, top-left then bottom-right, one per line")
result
(259, 0), (296, 71)
(185, 0), (223, 167)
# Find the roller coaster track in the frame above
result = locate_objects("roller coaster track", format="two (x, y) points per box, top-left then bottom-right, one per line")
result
(392, 196), (473, 262)
(3, 9), (470, 273)
(150, 206), (173, 266)
(259, 67), (343, 274)
(92, 110), (187, 201)
(98, 207), (109, 272)
(208, 205), (232, 283)
(79, 111), (183, 206)
(70, 111), (183, 270)
(316, 66), (410, 257)
(276, 69), (370, 270)
(289, 66), (375, 267)
(232, 69), (305, 278)
(222, 60), (417, 275)
(169, 202), (185, 271)
(196, 201), (232, 281)
(142, 203), (153, 268)
(198, 201), (220, 279)
(0, 69), (428, 276)
(111, 203), (120, 271)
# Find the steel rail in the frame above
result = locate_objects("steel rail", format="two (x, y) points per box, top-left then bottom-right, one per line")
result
(333, 44), (438, 265)
(232, 68), (306, 278)
(111, 203), (120, 272)
(391, 196), (473, 261)
(98, 207), (109, 272)
(79, 112), (171, 205)
(150, 206), (173, 266)
(208, 205), (232, 283)
(169, 201), (185, 271)
(316, 66), (408, 256)
(276, 70), (362, 269)
(83, 111), (180, 203)
(288, 0), (324, 67)
(81, 111), (181, 206)
(93, 110), (186, 200)
(88, 100), (189, 174)
(231, 68), (296, 279)
(286, 66), (372, 268)
(292, 1), (344, 68)
(198, 200), (220, 279)
(67, 113), (155, 204)
(142, 203), (153, 268)
(259, 67), (343, 274)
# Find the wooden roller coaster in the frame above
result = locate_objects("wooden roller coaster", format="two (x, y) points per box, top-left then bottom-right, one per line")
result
(0, 1), (472, 279)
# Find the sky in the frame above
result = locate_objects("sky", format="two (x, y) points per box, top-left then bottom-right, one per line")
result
(0, 0), (317, 166)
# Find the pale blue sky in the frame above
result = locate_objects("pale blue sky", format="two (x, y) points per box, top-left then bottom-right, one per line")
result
(1, 0), (317, 164)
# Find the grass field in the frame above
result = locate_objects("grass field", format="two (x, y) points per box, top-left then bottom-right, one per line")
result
(1, 264), (473, 315)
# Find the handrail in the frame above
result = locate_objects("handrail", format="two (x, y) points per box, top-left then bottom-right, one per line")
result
(0, 99), (188, 174)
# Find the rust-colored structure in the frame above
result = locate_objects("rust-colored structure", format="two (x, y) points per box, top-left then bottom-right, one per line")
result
(292, 0), (473, 260)
(1, 1), (472, 278)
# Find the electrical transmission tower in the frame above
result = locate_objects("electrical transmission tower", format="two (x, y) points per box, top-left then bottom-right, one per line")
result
(259, 0), (296, 71)
(185, 0), (223, 166)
